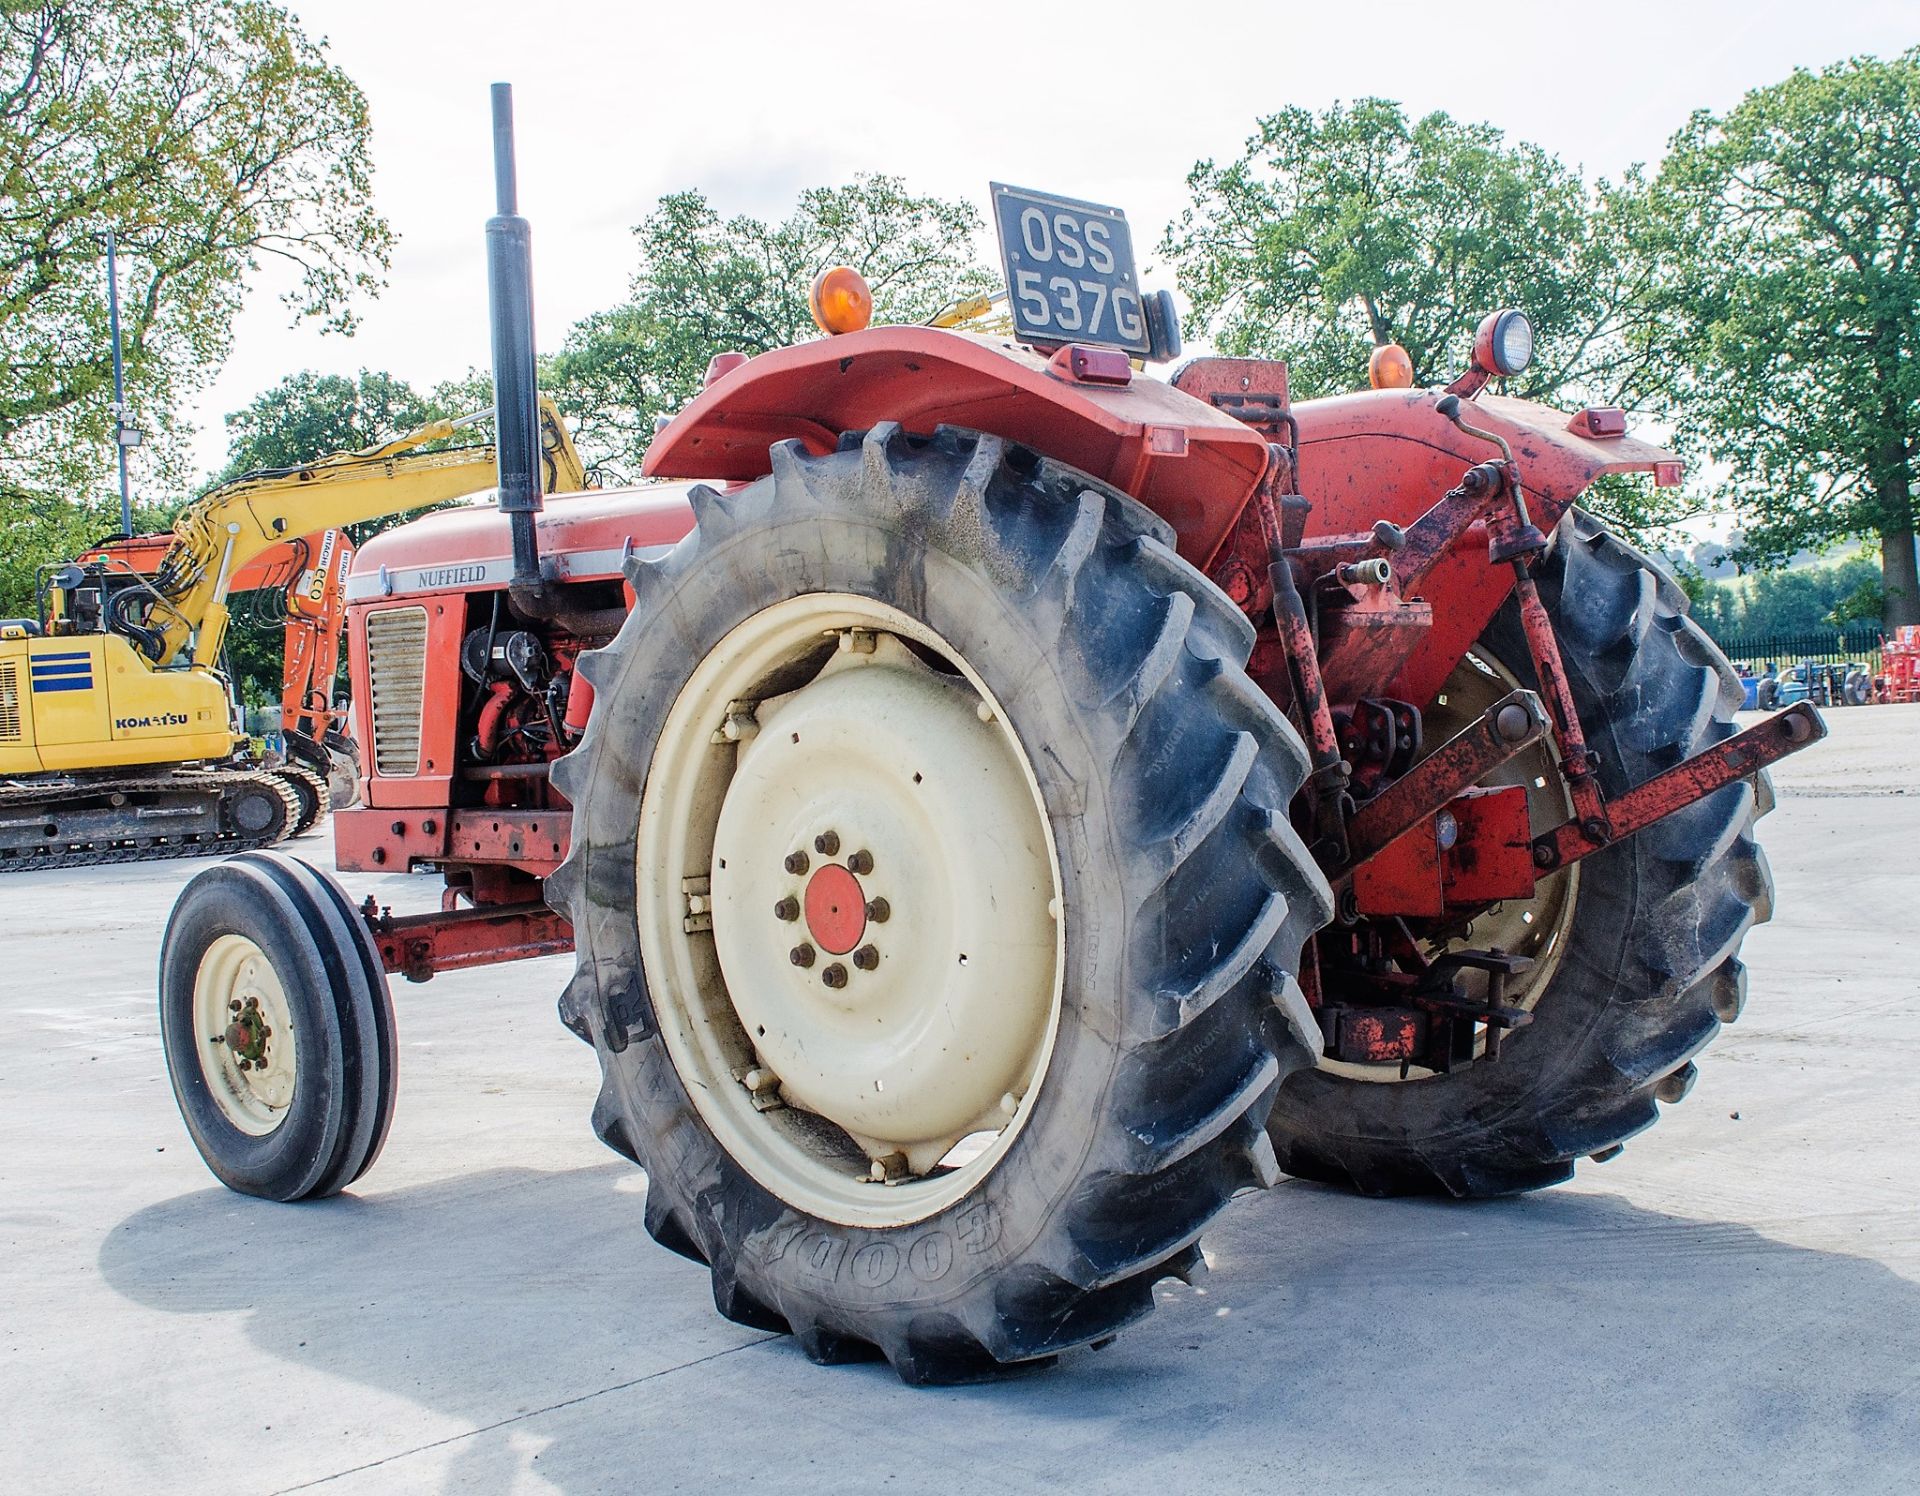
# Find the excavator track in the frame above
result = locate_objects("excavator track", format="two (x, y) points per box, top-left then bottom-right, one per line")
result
(0, 768), (302, 873)
(271, 763), (333, 837)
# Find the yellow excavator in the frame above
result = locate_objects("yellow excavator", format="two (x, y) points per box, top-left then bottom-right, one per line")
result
(0, 401), (585, 870)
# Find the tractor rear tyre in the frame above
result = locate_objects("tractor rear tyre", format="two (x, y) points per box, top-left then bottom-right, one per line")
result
(548, 425), (1331, 1383)
(1267, 508), (1773, 1196)
(159, 851), (397, 1200)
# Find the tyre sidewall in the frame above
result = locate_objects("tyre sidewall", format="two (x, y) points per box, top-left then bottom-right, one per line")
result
(159, 861), (356, 1200)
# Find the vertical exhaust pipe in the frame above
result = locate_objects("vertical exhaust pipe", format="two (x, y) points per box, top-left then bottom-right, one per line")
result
(482, 86), (624, 640)
(487, 82), (542, 593)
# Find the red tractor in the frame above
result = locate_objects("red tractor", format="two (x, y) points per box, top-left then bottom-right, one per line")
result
(158, 88), (1823, 1384)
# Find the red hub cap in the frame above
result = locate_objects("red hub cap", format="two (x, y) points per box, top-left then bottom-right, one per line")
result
(804, 863), (867, 954)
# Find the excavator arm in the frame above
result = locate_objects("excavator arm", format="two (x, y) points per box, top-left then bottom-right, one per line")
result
(139, 399), (585, 670)
(226, 528), (358, 763)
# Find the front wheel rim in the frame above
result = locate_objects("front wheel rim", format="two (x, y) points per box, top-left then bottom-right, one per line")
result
(191, 934), (298, 1134)
(635, 594), (1065, 1228)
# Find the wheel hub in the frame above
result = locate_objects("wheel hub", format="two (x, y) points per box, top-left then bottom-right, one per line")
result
(223, 998), (270, 1065)
(802, 862), (867, 954)
(191, 934), (297, 1134)
(709, 638), (1056, 1175)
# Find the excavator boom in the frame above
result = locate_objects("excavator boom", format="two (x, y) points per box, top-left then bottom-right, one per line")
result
(140, 399), (584, 670)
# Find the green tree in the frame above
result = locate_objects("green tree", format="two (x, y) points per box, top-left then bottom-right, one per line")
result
(214, 369), (474, 705)
(545, 175), (992, 476)
(0, 0), (391, 504)
(216, 369), (438, 486)
(1161, 100), (1693, 539)
(1689, 555), (1884, 640)
(1163, 102), (1671, 401)
(1657, 51), (1920, 629)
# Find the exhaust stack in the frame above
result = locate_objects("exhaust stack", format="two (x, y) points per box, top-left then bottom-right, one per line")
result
(486, 82), (542, 592)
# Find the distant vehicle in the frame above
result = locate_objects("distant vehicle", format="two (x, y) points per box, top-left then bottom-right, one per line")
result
(1777, 660), (1872, 708)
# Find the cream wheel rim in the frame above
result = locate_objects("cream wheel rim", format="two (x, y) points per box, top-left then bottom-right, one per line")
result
(192, 934), (298, 1134)
(636, 594), (1064, 1228)
(1322, 647), (1580, 1082)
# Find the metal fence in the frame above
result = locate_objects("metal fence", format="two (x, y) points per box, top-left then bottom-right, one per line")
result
(1704, 625), (1884, 675)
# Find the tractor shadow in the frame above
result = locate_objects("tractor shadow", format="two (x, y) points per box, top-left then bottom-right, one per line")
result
(101, 1168), (1920, 1494)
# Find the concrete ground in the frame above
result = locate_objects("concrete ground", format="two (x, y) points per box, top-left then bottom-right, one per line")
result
(3, 706), (1917, 1494)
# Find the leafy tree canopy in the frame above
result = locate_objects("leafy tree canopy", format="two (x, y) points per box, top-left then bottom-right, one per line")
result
(1689, 555), (1884, 641)
(1162, 100), (1671, 405)
(1655, 49), (1920, 628)
(1161, 99), (1694, 538)
(545, 175), (992, 478)
(0, 0), (392, 504)
(215, 369), (442, 487)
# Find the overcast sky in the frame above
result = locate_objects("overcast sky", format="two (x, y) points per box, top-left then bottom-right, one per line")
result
(183, 0), (1916, 488)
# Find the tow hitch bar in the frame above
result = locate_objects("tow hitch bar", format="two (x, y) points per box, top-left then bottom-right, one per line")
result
(1531, 701), (1824, 871)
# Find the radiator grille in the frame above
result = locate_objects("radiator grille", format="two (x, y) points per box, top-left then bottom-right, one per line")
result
(0, 663), (18, 742)
(364, 607), (429, 776)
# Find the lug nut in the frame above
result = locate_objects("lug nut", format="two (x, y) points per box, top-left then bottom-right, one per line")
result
(229, 1000), (241, 1013)
(773, 896), (799, 922)
(784, 851), (809, 875)
(852, 944), (879, 970)
(814, 830), (840, 856)
(865, 897), (890, 923)
(847, 849), (873, 875)
(789, 943), (815, 968)
(821, 963), (848, 989)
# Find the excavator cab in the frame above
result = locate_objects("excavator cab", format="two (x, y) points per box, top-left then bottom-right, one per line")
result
(42, 556), (169, 656)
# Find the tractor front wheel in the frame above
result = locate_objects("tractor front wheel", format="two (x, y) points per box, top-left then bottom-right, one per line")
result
(1268, 509), (1774, 1196)
(159, 852), (397, 1200)
(549, 425), (1331, 1382)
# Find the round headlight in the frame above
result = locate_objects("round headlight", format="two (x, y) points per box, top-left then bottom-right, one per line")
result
(1479, 308), (1533, 377)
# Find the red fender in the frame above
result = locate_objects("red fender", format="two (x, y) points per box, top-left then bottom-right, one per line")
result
(1286, 389), (1682, 705)
(642, 326), (1270, 567)
(646, 328), (1684, 712)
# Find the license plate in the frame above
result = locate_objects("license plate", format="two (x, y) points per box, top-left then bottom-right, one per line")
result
(990, 184), (1150, 356)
